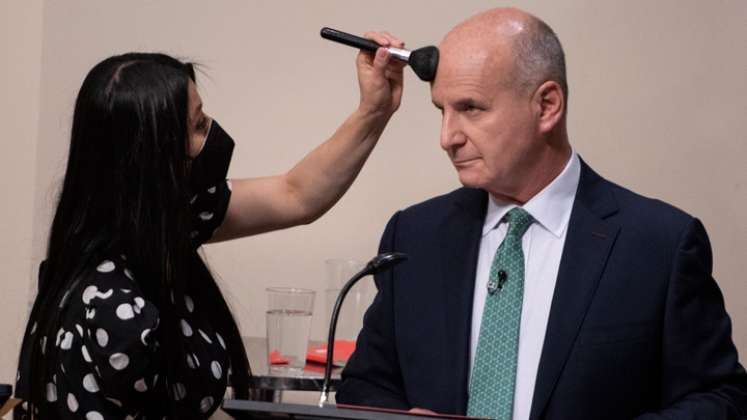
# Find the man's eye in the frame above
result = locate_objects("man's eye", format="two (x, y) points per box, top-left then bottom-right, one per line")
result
(458, 102), (481, 113)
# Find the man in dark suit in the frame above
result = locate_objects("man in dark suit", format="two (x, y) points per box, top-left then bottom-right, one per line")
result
(336, 7), (747, 420)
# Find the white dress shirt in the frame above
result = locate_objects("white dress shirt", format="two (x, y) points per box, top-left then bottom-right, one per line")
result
(469, 152), (580, 420)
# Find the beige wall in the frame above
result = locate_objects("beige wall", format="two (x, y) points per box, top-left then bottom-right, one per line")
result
(2, 0), (745, 391)
(0, 0), (44, 385)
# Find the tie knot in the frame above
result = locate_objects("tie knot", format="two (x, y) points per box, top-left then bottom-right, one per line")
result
(505, 207), (533, 238)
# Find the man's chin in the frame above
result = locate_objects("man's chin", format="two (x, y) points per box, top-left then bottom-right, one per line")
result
(456, 172), (485, 190)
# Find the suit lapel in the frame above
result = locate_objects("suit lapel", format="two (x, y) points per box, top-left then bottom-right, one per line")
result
(529, 162), (620, 420)
(440, 188), (487, 414)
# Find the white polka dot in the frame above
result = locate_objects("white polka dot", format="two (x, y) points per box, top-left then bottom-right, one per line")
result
(55, 327), (65, 347)
(116, 303), (135, 320)
(106, 397), (122, 407)
(46, 382), (57, 402)
(133, 304), (141, 315)
(216, 332), (226, 349)
(95, 328), (109, 347)
(86, 411), (104, 420)
(81, 344), (92, 363)
(193, 353), (201, 367)
(198, 329), (213, 344)
(190, 195), (198, 204)
(97, 289), (113, 300)
(207, 186), (217, 194)
(134, 378), (148, 392)
(184, 295), (194, 313)
(96, 260), (115, 273)
(180, 319), (193, 337)
(53, 374), (57, 383)
(75, 324), (84, 337)
(198, 211), (214, 221)
(211, 361), (223, 379)
(186, 354), (197, 369)
(67, 393), (79, 412)
(16, 370), (20, 382)
(60, 331), (73, 350)
(172, 383), (186, 401)
(82, 285), (98, 305)
(124, 268), (134, 280)
(40, 336), (47, 355)
(200, 396), (215, 413)
(121, 288), (131, 294)
(60, 363), (66, 374)
(134, 297), (145, 309)
(83, 286), (113, 304)
(152, 374), (159, 386)
(85, 308), (96, 319)
(140, 328), (152, 346)
(109, 353), (130, 370)
(82, 373), (99, 393)
(30, 321), (37, 335)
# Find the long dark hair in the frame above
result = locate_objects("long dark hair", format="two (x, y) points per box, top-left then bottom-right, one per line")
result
(21, 52), (251, 417)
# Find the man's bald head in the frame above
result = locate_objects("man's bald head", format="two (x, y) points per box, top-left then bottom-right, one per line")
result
(440, 8), (568, 106)
(432, 8), (571, 203)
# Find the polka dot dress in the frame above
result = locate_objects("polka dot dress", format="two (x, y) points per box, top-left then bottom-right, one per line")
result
(15, 181), (234, 419)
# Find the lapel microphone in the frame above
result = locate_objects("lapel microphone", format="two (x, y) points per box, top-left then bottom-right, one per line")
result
(321, 27), (439, 82)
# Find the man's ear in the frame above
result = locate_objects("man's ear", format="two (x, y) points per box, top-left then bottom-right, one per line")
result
(534, 81), (564, 134)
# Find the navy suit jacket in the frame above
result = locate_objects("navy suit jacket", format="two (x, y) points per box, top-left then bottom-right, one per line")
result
(336, 161), (747, 419)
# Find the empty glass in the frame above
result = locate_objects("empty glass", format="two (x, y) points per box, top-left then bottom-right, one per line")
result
(324, 259), (371, 341)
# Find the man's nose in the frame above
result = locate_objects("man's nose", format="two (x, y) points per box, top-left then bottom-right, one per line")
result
(440, 111), (465, 151)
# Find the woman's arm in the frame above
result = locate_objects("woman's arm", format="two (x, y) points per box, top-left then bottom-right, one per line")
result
(211, 32), (406, 241)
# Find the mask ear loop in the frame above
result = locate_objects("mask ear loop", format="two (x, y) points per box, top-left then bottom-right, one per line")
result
(192, 118), (214, 158)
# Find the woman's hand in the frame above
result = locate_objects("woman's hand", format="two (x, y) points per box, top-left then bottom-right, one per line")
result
(356, 32), (407, 119)
(211, 31), (409, 242)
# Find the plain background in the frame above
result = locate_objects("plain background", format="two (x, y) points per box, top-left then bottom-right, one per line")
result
(2, 0), (745, 409)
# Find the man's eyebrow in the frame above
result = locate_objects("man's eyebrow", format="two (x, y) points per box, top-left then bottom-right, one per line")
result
(455, 98), (480, 106)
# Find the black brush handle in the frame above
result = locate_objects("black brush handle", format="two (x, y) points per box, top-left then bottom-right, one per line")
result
(321, 27), (381, 53)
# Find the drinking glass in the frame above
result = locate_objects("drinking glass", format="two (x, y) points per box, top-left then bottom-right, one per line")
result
(266, 287), (316, 372)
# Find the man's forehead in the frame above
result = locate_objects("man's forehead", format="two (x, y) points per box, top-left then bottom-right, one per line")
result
(431, 45), (507, 99)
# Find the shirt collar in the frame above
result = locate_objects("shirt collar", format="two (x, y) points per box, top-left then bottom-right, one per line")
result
(482, 150), (580, 238)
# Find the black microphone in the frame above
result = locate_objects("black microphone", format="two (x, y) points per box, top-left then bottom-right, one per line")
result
(318, 252), (408, 406)
(320, 27), (439, 82)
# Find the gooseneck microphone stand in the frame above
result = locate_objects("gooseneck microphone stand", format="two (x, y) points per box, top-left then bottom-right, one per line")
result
(318, 252), (408, 407)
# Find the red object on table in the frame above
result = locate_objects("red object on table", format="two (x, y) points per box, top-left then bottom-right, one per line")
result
(268, 350), (289, 365)
(306, 340), (356, 366)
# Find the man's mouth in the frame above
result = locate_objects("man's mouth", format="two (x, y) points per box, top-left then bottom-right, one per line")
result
(453, 158), (479, 166)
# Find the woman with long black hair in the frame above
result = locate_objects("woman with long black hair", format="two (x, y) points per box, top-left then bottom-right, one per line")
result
(15, 31), (406, 419)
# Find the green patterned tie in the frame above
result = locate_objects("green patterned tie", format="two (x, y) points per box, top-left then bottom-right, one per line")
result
(468, 207), (534, 420)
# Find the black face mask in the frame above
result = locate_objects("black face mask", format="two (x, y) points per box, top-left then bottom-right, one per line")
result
(189, 120), (234, 194)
